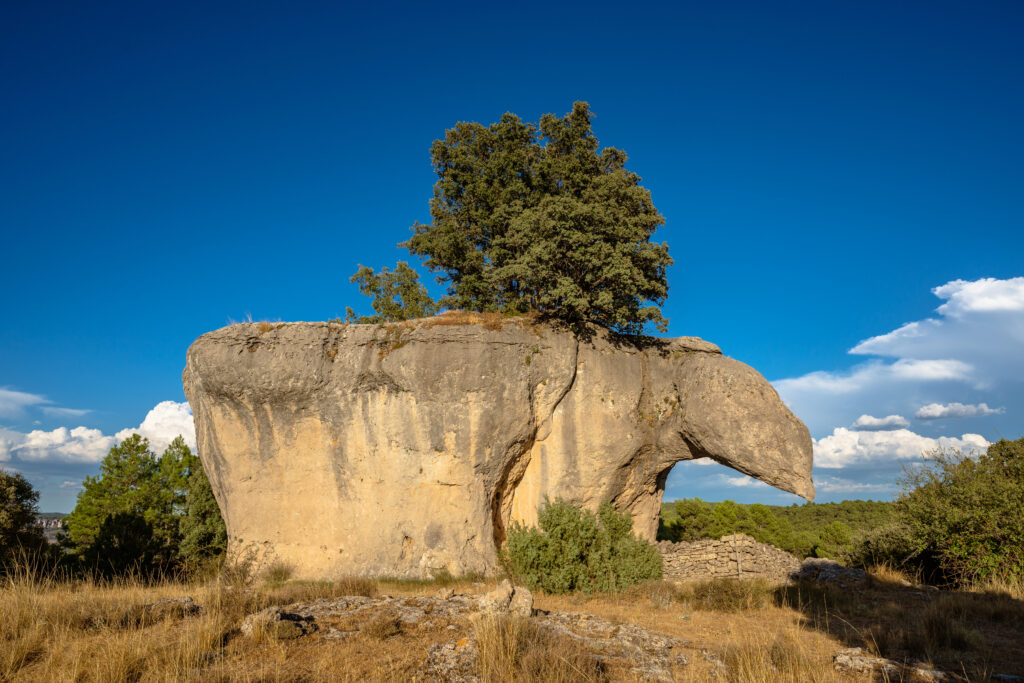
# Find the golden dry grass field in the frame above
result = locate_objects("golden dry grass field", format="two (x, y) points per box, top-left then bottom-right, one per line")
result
(2, 564), (1022, 682)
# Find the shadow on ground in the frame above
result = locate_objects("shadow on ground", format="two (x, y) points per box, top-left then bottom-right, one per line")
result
(773, 576), (1024, 679)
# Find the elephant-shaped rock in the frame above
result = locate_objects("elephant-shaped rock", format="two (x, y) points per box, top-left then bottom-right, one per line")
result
(183, 314), (813, 579)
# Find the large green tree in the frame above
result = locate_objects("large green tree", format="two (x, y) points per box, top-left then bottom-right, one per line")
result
(399, 102), (672, 334)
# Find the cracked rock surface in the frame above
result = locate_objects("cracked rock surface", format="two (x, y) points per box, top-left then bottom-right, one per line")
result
(184, 316), (813, 579)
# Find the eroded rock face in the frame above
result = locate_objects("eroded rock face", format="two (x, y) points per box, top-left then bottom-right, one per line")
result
(183, 315), (813, 579)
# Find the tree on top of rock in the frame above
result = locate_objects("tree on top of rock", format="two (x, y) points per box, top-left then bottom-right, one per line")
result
(350, 102), (672, 335)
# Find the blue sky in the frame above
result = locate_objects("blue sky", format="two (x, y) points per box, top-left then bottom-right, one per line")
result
(1, 1), (1022, 511)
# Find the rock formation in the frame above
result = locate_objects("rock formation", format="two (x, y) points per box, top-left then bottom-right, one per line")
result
(183, 313), (813, 579)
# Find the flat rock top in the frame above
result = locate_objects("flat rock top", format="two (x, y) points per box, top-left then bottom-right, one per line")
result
(189, 312), (723, 356)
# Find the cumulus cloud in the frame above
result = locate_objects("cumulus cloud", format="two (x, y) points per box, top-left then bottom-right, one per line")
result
(0, 401), (195, 465)
(915, 402), (1004, 420)
(59, 480), (83, 490)
(813, 427), (988, 469)
(774, 276), (1023, 439)
(115, 401), (195, 453)
(850, 414), (909, 430)
(12, 426), (116, 463)
(0, 388), (48, 419)
(933, 277), (1024, 316)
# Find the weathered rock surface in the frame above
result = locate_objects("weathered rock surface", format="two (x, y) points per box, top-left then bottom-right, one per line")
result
(183, 315), (813, 579)
(477, 579), (533, 617)
(833, 647), (951, 681)
(240, 590), (691, 682)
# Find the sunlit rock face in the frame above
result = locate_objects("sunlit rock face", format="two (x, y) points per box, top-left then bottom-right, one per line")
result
(183, 315), (813, 579)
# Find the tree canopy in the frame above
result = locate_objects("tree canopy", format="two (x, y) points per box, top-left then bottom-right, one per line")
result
(0, 468), (46, 568)
(897, 437), (1024, 584)
(345, 261), (438, 323)
(63, 434), (226, 576)
(350, 102), (673, 335)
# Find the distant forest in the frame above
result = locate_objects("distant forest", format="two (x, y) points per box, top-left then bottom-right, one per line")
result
(658, 498), (895, 560)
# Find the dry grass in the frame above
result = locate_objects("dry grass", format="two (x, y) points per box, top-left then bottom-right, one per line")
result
(720, 629), (837, 683)
(473, 614), (606, 683)
(361, 612), (402, 640)
(419, 309), (539, 332)
(3, 561), (1022, 681)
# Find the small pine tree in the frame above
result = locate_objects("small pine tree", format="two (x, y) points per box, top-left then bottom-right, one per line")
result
(345, 261), (438, 323)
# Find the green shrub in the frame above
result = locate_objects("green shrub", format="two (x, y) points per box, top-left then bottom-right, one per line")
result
(504, 498), (661, 594)
(898, 437), (1024, 585)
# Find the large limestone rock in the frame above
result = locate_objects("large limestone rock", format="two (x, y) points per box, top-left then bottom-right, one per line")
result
(183, 314), (813, 579)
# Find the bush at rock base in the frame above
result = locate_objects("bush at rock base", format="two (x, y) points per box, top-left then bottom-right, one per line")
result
(504, 498), (661, 594)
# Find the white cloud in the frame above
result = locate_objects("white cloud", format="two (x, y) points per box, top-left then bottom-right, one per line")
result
(59, 480), (83, 490)
(813, 427), (988, 469)
(115, 401), (195, 453)
(915, 402), (1004, 420)
(13, 426), (116, 463)
(774, 276), (1024, 439)
(0, 401), (195, 464)
(40, 407), (91, 418)
(0, 427), (18, 461)
(815, 477), (897, 495)
(933, 277), (1024, 316)
(722, 474), (769, 488)
(850, 414), (909, 430)
(775, 358), (973, 398)
(0, 388), (48, 419)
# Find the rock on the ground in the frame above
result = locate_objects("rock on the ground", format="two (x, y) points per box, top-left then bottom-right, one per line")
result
(833, 647), (949, 681)
(184, 315), (813, 579)
(123, 596), (202, 626)
(242, 591), (691, 681)
(477, 579), (533, 617)
(240, 606), (317, 639)
(791, 558), (867, 586)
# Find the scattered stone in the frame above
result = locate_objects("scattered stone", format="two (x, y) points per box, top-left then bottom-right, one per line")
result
(436, 587), (455, 600)
(535, 610), (689, 681)
(121, 596), (202, 626)
(240, 606), (317, 640)
(477, 579), (533, 618)
(422, 638), (479, 683)
(833, 647), (949, 681)
(700, 648), (727, 677)
(248, 590), (692, 681)
(791, 558), (867, 586)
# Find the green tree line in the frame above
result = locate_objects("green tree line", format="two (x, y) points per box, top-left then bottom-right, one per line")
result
(659, 437), (1024, 587)
(1, 434), (226, 578)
